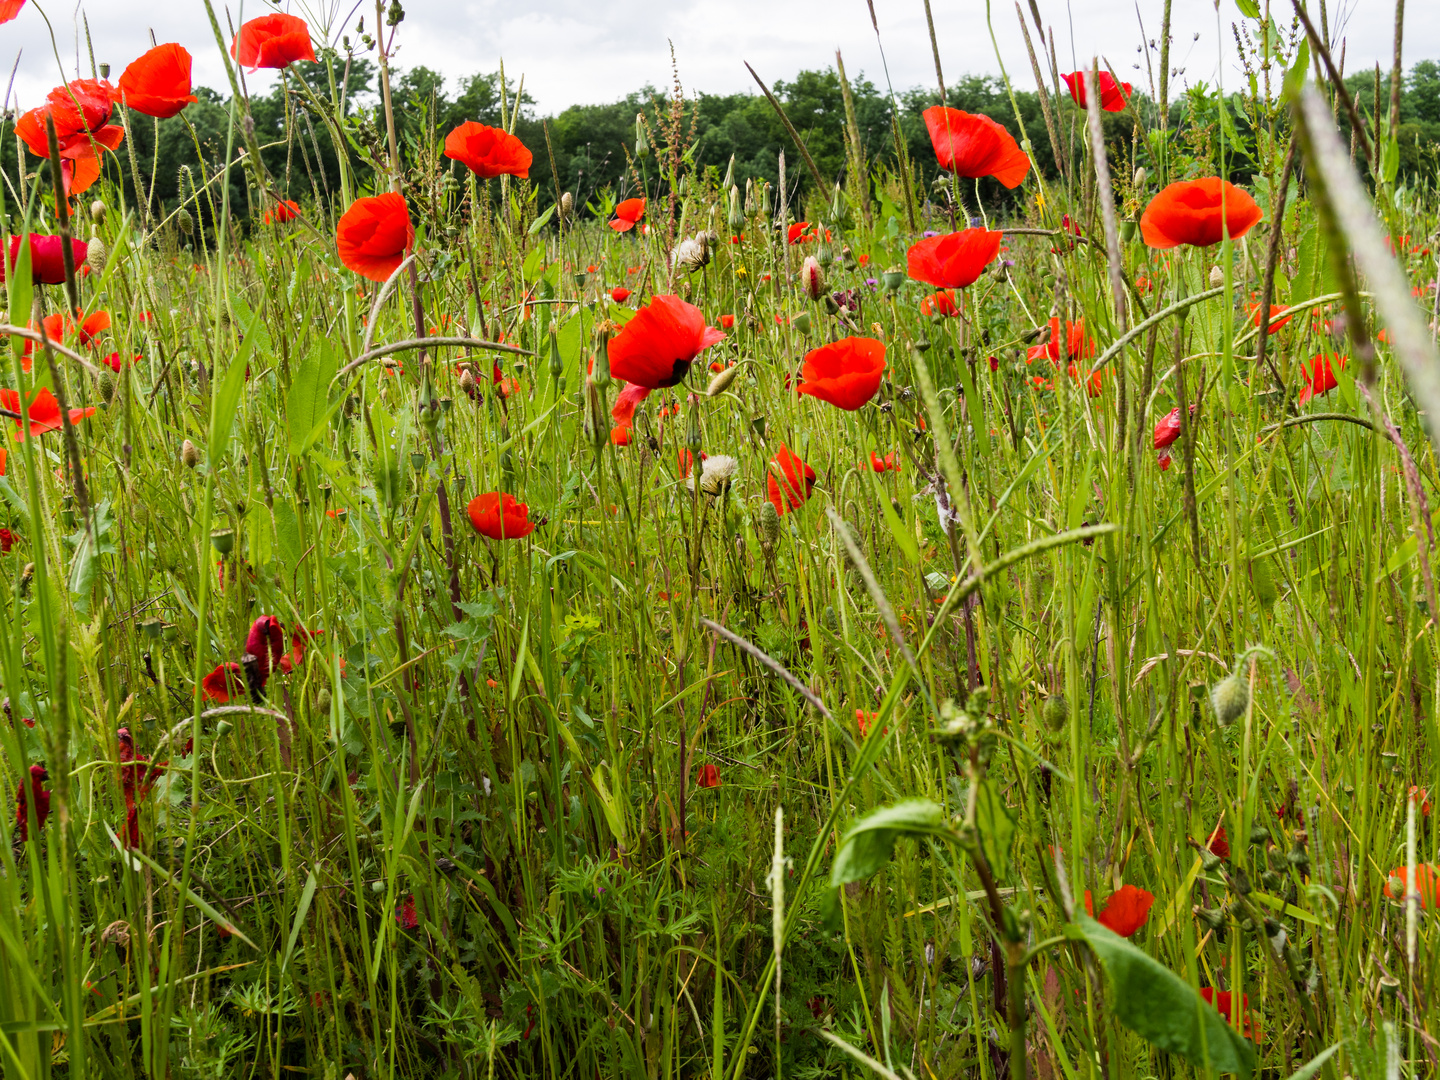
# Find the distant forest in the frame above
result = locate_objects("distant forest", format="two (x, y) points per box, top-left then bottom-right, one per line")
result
(4, 54), (1440, 227)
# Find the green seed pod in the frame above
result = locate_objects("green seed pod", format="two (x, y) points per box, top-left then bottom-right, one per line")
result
(791, 311), (812, 334)
(1041, 694), (1069, 732)
(823, 605), (839, 632)
(1210, 672), (1249, 727)
(314, 688), (332, 714)
(760, 500), (780, 548)
(707, 364), (740, 397)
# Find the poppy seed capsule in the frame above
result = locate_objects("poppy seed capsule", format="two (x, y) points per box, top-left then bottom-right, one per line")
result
(1041, 694), (1068, 732)
(181, 439), (199, 469)
(1210, 672), (1248, 726)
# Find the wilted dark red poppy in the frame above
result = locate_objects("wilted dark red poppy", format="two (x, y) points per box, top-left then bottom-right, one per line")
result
(1140, 179), (1262, 249)
(1084, 884), (1154, 937)
(695, 764), (722, 788)
(611, 287), (632, 303)
(1207, 824), (1230, 859)
(243, 615), (286, 695)
(1249, 303), (1291, 334)
(796, 337), (886, 411)
(467, 492), (535, 539)
(1298, 353), (1345, 405)
(232, 13), (316, 70)
(0, 0), (26, 24)
(264, 200), (300, 224)
(1385, 864), (1440, 909)
(336, 193), (414, 282)
(1153, 407), (1182, 450)
(115, 43), (197, 118)
(1027, 318), (1093, 364)
(396, 895), (419, 929)
(3, 235), (88, 285)
(0, 387), (95, 441)
(919, 290), (958, 317)
(443, 121), (532, 179)
(907, 229), (1002, 290)
(609, 294), (724, 390)
(767, 444), (815, 515)
(610, 198), (646, 232)
(201, 661), (244, 703)
(923, 106), (1030, 188)
(1060, 70), (1132, 112)
(14, 764), (49, 844)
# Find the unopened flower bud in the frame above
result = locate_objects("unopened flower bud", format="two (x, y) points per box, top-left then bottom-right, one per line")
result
(548, 323), (563, 380)
(760, 500), (780, 548)
(634, 112), (649, 158)
(728, 186), (745, 231)
(583, 376), (607, 450)
(1208, 265), (1224, 288)
(459, 367), (476, 397)
(791, 311), (812, 334)
(707, 364), (740, 397)
(591, 325), (612, 389)
(1133, 166), (1147, 188)
(181, 439), (199, 469)
(801, 256), (825, 301)
(1042, 694), (1069, 732)
(1210, 672), (1248, 727)
(90, 199), (107, 224)
(85, 237), (108, 275)
(177, 208), (194, 236)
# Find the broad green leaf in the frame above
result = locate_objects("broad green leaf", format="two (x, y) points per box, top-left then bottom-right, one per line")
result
(1234, 0), (1260, 17)
(975, 778), (1016, 880)
(830, 800), (949, 887)
(208, 330), (257, 463)
(1285, 37), (1310, 100)
(522, 246), (546, 282)
(528, 204), (556, 235)
(287, 339), (339, 456)
(274, 500), (303, 569)
(876, 483), (918, 565)
(1065, 914), (1255, 1078)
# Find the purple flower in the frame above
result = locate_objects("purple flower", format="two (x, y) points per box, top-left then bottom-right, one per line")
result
(864, 277), (878, 289)
(968, 216), (984, 228)
(922, 230), (940, 238)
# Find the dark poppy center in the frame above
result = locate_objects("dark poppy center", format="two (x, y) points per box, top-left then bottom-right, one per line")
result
(658, 358), (692, 388)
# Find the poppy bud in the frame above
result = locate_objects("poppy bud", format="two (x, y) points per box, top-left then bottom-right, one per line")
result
(1133, 166), (1147, 188)
(583, 377), (607, 451)
(1210, 672), (1248, 727)
(591, 326), (612, 390)
(722, 154), (735, 191)
(86, 237), (108, 275)
(728, 186), (745, 231)
(707, 364), (740, 397)
(459, 367), (476, 397)
(760, 500), (780, 548)
(1041, 694), (1068, 732)
(686, 406), (702, 457)
(829, 182), (849, 225)
(559, 191), (573, 220)
(91, 199), (107, 224)
(824, 605), (839, 632)
(548, 324), (563, 381)
(181, 439), (199, 468)
(1208, 265), (1224, 288)
(177, 208), (194, 236)
(314, 688), (331, 714)
(98, 369), (116, 403)
(634, 113), (649, 158)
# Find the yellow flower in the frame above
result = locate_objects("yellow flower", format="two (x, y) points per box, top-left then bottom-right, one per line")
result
(1035, 191), (1046, 210)
(737, 265), (748, 278)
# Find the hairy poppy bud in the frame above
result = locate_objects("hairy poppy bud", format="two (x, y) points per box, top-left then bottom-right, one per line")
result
(634, 113), (649, 158)
(177, 208), (194, 236)
(707, 364), (740, 397)
(459, 368), (476, 397)
(98, 369), (116, 403)
(548, 324), (563, 380)
(560, 191), (573, 220)
(86, 237), (108, 275)
(181, 439), (199, 469)
(800, 257), (825, 301)
(760, 500), (780, 548)
(1041, 694), (1068, 732)
(91, 199), (107, 224)
(591, 325), (612, 390)
(1208, 265), (1224, 288)
(728, 186), (745, 231)
(314, 688), (331, 714)
(1210, 672), (1248, 727)
(1133, 166), (1147, 188)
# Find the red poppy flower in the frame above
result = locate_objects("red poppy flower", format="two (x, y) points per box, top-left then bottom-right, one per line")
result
(867, 452), (898, 473)
(796, 337), (886, 411)
(264, 200), (300, 224)
(467, 492), (535, 539)
(443, 121), (532, 179)
(201, 661), (244, 703)
(610, 198), (646, 232)
(14, 764), (50, 844)
(336, 193), (414, 282)
(0, 387), (96, 441)
(609, 382), (651, 443)
(1385, 864), (1440, 909)
(907, 229), (1002, 290)
(102, 352), (140, 373)
(115, 43), (197, 118)
(1249, 303), (1291, 334)
(1410, 786), (1432, 816)
(1297, 353), (1344, 405)
(1084, 884), (1154, 936)
(75, 310), (110, 347)
(923, 106), (1030, 188)
(720, 314), (735, 329)
(609, 294), (724, 390)
(920, 290), (959, 317)
(0, 527), (12, 552)
(232, 13), (316, 70)
(855, 709), (889, 737)
(1154, 407), (1182, 450)
(1067, 362), (1104, 397)
(611, 287), (632, 303)
(1060, 70), (1132, 112)
(1140, 179), (1263, 249)
(787, 221), (816, 245)
(0, 0), (25, 24)
(1207, 825), (1230, 859)
(14, 80), (125, 195)
(1199, 988), (1261, 1040)
(396, 895), (419, 929)
(610, 425), (632, 446)
(1026, 318), (1094, 364)
(276, 626), (321, 675)
(767, 443), (815, 515)
(695, 764), (722, 788)
(2, 235), (88, 285)
(1158, 452), (1172, 471)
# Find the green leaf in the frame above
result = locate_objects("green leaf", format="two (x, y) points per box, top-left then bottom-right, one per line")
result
(830, 800), (949, 888)
(1065, 914), (1255, 1077)
(522, 246), (546, 282)
(1285, 1043), (1340, 1080)
(208, 332), (256, 463)
(286, 340), (339, 456)
(1381, 133), (1400, 184)
(1234, 0), (1260, 17)
(975, 778), (1016, 880)
(1285, 37), (1310, 101)
(528, 204), (556, 235)
(279, 868), (318, 973)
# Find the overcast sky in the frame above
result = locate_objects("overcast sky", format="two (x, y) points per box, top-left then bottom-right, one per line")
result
(2, 0), (1419, 115)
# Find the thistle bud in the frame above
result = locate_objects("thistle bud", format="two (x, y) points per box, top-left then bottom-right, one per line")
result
(634, 112), (649, 158)
(177, 208), (195, 236)
(1208, 265), (1224, 288)
(1210, 672), (1249, 726)
(722, 154), (735, 191)
(760, 500), (781, 548)
(829, 182), (849, 224)
(560, 191), (573, 220)
(707, 364), (740, 397)
(181, 439), (199, 469)
(800, 256), (825, 301)
(85, 237), (108, 275)
(1041, 694), (1069, 732)
(1193, 905), (1227, 931)
(90, 199), (107, 224)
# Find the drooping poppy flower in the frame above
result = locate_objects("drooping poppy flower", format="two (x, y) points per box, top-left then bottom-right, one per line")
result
(1199, 988), (1261, 1041)
(117, 727), (168, 848)
(610, 198), (646, 232)
(1207, 825), (1230, 859)
(0, 387), (96, 441)
(1297, 353), (1345, 405)
(201, 661), (244, 703)
(1154, 407), (1183, 450)
(1158, 452), (1172, 471)
(443, 121), (532, 179)
(1026, 318), (1094, 365)
(75, 310), (110, 347)
(611, 287), (632, 303)
(336, 192), (414, 282)
(920, 290), (959, 317)
(0, 527), (12, 552)
(1249, 303), (1291, 334)
(0, 0), (26, 24)
(1060, 70), (1133, 112)
(907, 229), (1003, 290)
(264, 200), (300, 224)
(467, 492), (535, 539)
(1084, 884), (1154, 937)
(14, 764), (49, 844)
(1140, 179), (1263, 249)
(767, 443), (816, 515)
(114, 43), (197, 118)
(2, 235), (88, 285)
(242, 615), (286, 699)
(922, 106), (1030, 188)
(695, 764), (722, 789)
(609, 295), (724, 392)
(867, 452), (898, 473)
(796, 337), (886, 411)
(232, 13), (316, 70)
(1385, 864), (1440, 909)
